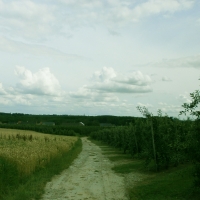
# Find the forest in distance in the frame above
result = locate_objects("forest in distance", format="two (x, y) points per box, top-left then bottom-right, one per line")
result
(0, 112), (142, 126)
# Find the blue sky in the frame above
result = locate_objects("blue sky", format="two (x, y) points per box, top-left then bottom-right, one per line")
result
(0, 0), (199, 117)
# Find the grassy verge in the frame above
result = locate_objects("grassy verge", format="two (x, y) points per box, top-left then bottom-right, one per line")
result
(90, 138), (200, 200)
(112, 160), (146, 174)
(129, 164), (200, 200)
(1, 138), (82, 200)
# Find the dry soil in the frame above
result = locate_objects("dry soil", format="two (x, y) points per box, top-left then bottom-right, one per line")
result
(41, 137), (129, 200)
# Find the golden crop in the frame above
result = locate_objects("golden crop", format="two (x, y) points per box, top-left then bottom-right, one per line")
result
(0, 128), (78, 176)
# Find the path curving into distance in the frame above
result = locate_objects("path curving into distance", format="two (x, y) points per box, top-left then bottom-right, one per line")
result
(41, 137), (128, 200)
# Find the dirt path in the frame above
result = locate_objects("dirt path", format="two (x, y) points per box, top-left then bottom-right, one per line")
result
(41, 137), (129, 200)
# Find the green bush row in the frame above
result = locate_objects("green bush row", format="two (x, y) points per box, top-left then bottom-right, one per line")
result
(91, 117), (200, 169)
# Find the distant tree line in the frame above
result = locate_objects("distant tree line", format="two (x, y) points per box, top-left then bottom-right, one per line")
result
(0, 123), (104, 136)
(0, 113), (136, 126)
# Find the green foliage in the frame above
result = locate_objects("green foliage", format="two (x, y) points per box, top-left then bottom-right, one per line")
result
(180, 90), (200, 118)
(179, 89), (200, 187)
(90, 113), (194, 172)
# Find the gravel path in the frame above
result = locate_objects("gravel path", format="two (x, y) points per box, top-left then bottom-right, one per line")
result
(41, 137), (129, 200)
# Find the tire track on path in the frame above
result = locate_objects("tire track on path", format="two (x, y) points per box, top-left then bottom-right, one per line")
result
(41, 137), (128, 200)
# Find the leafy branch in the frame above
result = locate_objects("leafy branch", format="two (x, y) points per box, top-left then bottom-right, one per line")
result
(179, 90), (200, 119)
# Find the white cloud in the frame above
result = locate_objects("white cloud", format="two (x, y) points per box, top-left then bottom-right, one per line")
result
(0, 83), (7, 95)
(58, 0), (103, 8)
(90, 82), (152, 93)
(162, 76), (172, 81)
(114, 71), (152, 86)
(106, 0), (194, 26)
(0, 92), (34, 106)
(0, 97), (10, 105)
(153, 54), (200, 68)
(178, 93), (191, 103)
(103, 0), (195, 27)
(70, 67), (152, 106)
(0, 92), (65, 109)
(0, 0), (194, 40)
(137, 102), (153, 108)
(0, 0), (58, 40)
(158, 102), (182, 114)
(92, 67), (117, 82)
(69, 86), (119, 102)
(89, 68), (152, 93)
(15, 66), (63, 96)
(12, 95), (32, 106)
(133, 0), (194, 19)
(0, 36), (80, 60)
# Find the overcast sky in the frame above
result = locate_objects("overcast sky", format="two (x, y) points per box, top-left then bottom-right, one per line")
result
(0, 0), (199, 117)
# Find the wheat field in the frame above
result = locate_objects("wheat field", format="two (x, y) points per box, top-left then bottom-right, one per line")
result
(0, 128), (78, 176)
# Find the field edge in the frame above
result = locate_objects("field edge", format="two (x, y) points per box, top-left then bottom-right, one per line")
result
(1, 137), (82, 200)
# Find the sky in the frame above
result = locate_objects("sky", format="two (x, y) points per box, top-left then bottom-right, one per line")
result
(0, 0), (200, 117)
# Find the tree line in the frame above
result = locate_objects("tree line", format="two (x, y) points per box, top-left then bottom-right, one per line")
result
(0, 124), (103, 136)
(0, 113), (135, 126)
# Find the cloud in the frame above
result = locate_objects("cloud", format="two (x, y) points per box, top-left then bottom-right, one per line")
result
(90, 82), (152, 93)
(69, 86), (119, 102)
(0, 97), (11, 105)
(58, 0), (103, 8)
(158, 102), (182, 113)
(133, 0), (194, 19)
(178, 93), (191, 103)
(0, 36), (80, 60)
(114, 71), (152, 86)
(0, 0), (195, 40)
(12, 95), (32, 106)
(89, 68), (153, 93)
(0, 0), (58, 40)
(0, 83), (7, 95)
(15, 66), (63, 96)
(70, 67), (152, 105)
(92, 67), (117, 82)
(162, 76), (172, 81)
(0, 92), (34, 106)
(153, 54), (200, 68)
(137, 102), (153, 108)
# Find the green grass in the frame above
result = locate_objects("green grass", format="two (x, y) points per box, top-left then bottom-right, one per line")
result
(1, 138), (82, 200)
(107, 155), (132, 161)
(129, 164), (200, 200)
(112, 160), (145, 174)
(99, 146), (118, 151)
(102, 151), (122, 155)
(89, 138), (107, 147)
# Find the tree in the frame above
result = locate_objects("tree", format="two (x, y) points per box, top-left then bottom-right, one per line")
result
(137, 106), (158, 171)
(180, 89), (200, 187)
(180, 90), (200, 119)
